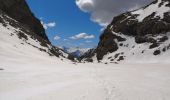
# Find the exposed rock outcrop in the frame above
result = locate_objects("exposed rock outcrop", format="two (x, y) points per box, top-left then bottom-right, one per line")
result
(83, 0), (170, 63)
(0, 0), (48, 41)
(0, 0), (69, 59)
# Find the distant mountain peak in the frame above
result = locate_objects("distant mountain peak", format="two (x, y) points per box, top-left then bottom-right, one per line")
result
(62, 46), (90, 57)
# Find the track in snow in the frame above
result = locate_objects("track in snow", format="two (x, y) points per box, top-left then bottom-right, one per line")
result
(0, 60), (170, 100)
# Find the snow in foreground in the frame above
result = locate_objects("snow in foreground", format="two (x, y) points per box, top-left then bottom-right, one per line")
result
(0, 58), (170, 100)
(0, 13), (170, 100)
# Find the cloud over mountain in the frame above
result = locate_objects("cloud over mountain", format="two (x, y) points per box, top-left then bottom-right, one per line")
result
(41, 21), (56, 29)
(76, 0), (153, 26)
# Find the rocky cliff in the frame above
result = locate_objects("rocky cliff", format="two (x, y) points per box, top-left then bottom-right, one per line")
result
(0, 0), (48, 41)
(83, 0), (170, 63)
(0, 0), (69, 59)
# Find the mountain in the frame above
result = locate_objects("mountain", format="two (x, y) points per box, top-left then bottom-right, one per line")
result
(0, 0), (69, 61)
(83, 0), (170, 63)
(0, 0), (48, 41)
(62, 46), (90, 57)
(1, 1), (170, 100)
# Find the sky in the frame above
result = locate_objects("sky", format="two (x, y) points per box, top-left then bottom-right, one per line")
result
(27, 0), (153, 48)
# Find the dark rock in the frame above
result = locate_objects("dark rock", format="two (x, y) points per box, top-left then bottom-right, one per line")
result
(141, 50), (145, 53)
(96, 29), (119, 60)
(149, 43), (160, 49)
(159, 36), (168, 42)
(49, 47), (60, 57)
(0, 68), (4, 70)
(110, 12), (138, 36)
(119, 43), (123, 46)
(113, 34), (126, 42)
(85, 58), (93, 62)
(135, 36), (157, 44)
(0, 0), (48, 41)
(153, 50), (161, 55)
(117, 56), (124, 61)
(68, 54), (75, 61)
(114, 53), (120, 59)
(162, 47), (166, 52)
(135, 36), (147, 44)
(147, 38), (157, 43)
(121, 52), (124, 55)
(132, 46), (135, 48)
(18, 31), (28, 40)
(110, 59), (114, 61)
(108, 57), (112, 59)
(124, 44), (129, 47)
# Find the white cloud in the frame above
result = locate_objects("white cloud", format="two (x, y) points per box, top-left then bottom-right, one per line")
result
(70, 33), (95, 40)
(54, 35), (61, 40)
(63, 39), (68, 41)
(41, 21), (56, 29)
(85, 40), (92, 43)
(76, 0), (153, 26)
(47, 22), (56, 27)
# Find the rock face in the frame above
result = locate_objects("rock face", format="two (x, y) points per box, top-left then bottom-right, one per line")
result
(83, 0), (170, 63)
(80, 49), (96, 62)
(110, 0), (170, 37)
(0, 0), (48, 41)
(0, 0), (69, 59)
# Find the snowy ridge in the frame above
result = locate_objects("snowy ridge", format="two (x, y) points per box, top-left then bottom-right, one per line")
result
(83, 0), (170, 64)
(1, 0), (170, 100)
(131, 0), (170, 22)
(105, 33), (170, 64)
(62, 46), (90, 57)
(90, 31), (170, 64)
(1, 22), (170, 100)
(0, 13), (69, 62)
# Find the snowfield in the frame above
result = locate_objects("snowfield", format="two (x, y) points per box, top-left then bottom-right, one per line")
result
(0, 13), (170, 100)
(131, 0), (170, 22)
(1, 58), (170, 100)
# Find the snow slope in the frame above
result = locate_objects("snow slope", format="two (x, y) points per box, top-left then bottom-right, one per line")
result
(131, 0), (170, 22)
(0, 14), (69, 62)
(0, 1), (170, 100)
(0, 18), (170, 100)
(85, 0), (170, 63)
(99, 32), (170, 64)
(1, 56), (170, 100)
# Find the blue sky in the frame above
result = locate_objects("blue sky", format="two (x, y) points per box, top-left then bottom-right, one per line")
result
(27, 0), (102, 48)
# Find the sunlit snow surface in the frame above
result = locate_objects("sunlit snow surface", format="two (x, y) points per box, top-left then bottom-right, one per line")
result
(98, 32), (170, 64)
(131, 0), (170, 22)
(0, 19), (170, 100)
(1, 51), (170, 100)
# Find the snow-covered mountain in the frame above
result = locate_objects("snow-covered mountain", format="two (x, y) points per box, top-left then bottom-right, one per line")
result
(62, 46), (90, 57)
(1, 1), (170, 100)
(82, 0), (170, 63)
(0, 0), (69, 61)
